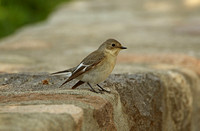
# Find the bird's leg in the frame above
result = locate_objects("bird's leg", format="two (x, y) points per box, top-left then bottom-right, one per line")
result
(87, 83), (102, 93)
(97, 84), (110, 93)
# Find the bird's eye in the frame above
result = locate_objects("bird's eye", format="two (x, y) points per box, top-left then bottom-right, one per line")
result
(112, 44), (115, 47)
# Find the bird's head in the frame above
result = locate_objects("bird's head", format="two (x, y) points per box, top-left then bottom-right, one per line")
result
(98, 39), (127, 56)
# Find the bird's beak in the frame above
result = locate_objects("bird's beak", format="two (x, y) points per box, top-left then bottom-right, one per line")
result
(120, 46), (127, 49)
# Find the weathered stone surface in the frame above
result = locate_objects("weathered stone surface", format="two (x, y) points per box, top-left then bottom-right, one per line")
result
(111, 74), (163, 131)
(0, 71), (199, 131)
(0, 110), (76, 131)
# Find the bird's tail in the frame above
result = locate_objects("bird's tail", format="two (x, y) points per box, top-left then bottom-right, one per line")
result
(51, 69), (71, 75)
(51, 67), (76, 75)
(51, 67), (77, 88)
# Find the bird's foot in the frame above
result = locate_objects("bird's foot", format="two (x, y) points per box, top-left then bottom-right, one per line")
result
(98, 88), (110, 93)
(87, 83), (103, 94)
(97, 84), (110, 93)
(89, 89), (103, 94)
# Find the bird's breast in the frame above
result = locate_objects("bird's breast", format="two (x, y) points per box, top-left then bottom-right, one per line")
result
(78, 56), (116, 84)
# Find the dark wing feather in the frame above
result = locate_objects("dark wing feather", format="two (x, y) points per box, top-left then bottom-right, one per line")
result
(72, 81), (85, 89)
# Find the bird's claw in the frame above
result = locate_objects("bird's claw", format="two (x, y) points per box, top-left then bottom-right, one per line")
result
(89, 89), (103, 94)
(98, 88), (110, 93)
(96, 84), (110, 93)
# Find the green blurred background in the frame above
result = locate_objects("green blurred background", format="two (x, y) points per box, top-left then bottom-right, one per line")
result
(0, 0), (70, 39)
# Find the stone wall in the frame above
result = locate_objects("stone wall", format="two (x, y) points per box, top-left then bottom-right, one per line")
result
(0, 69), (199, 131)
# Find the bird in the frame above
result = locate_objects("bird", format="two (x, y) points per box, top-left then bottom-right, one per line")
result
(51, 38), (127, 93)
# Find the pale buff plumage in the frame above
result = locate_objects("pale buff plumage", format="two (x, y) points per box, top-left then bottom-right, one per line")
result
(51, 39), (127, 93)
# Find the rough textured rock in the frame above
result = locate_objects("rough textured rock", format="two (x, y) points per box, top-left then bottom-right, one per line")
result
(112, 74), (163, 131)
(0, 70), (199, 131)
(0, 112), (76, 131)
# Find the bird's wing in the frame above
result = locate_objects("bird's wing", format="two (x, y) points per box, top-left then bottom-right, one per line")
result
(59, 51), (105, 87)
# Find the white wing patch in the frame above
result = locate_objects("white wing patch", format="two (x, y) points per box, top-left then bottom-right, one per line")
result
(73, 62), (90, 74)
(66, 72), (72, 77)
(73, 63), (83, 73)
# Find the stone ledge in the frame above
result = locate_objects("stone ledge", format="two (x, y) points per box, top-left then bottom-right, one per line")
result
(0, 69), (199, 131)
